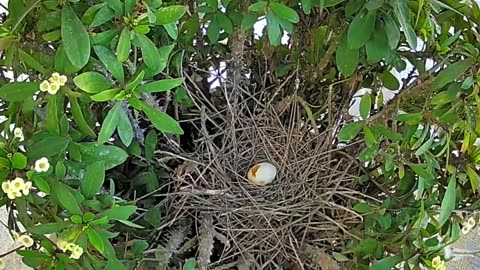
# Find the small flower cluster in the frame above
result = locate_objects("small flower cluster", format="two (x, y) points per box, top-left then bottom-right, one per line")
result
(461, 216), (476, 235)
(40, 72), (67, 95)
(58, 240), (84, 260)
(34, 157), (50, 173)
(12, 231), (35, 248)
(431, 256), (446, 270)
(1, 177), (32, 199)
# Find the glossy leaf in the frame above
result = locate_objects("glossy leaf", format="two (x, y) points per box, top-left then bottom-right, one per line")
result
(379, 71), (400, 90)
(81, 161), (106, 199)
(266, 11), (282, 46)
(61, 4), (90, 68)
(365, 23), (389, 63)
(78, 143), (128, 170)
(74, 72), (113, 93)
(359, 93), (371, 119)
(140, 102), (184, 134)
(11, 152), (27, 169)
(338, 121), (364, 142)
(135, 34), (161, 71)
(137, 78), (184, 93)
(28, 222), (68, 235)
(393, 0), (417, 49)
(100, 205), (137, 221)
(154, 5), (187, 25)
(70, 97), (96, 137)
(27, 136), (69, 161)
(52, 181), (82, 215)
(117, 108), (134, 147)
(91, 6), (114, 27)
(91, 89), (121, 102)
(347, 11), (376, 49)
(94, 45), (125, 83)
(116, 28), (131, 63)
(270, 2), (299, 23)
(0, 82), (40, 102)
(438, 176), (456, 227)
(433, 58), (474, 90)
(336, 35), (359, 77)
(207, 16), (221, 43)
(86, 228), (105, 254)
(98, 103), (121, 144)
(384, 16), (400, 49)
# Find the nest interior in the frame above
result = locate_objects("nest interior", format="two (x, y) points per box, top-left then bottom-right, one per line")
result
(161, 86), (367, 269)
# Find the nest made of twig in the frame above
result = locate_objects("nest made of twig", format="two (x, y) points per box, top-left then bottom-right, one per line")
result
(159, 85), (367, 269)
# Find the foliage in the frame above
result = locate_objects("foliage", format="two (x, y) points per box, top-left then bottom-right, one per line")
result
(0, 0), (479, 269)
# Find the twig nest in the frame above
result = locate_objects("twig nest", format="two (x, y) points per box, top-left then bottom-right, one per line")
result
(247, 162), (277, 186)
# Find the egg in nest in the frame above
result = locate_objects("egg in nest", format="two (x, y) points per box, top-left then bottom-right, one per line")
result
(247, 162), (277, 186)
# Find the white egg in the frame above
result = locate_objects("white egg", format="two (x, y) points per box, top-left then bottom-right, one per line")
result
(247, 162), (277, 186)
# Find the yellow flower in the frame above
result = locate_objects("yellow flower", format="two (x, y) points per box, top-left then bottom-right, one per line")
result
(468, 217), (476, 228)
(10, 177), (25, 192)
(0, 258), (5, 270)
(49, 72), (60, 83)
(462, 222), (472, 235)
(18, 234), (34, 248)
(70, 245), (83, 260)
(431, 256), (443, 268)
(47, 82), (60, 95)
(40, 80), (50, 92)
(65, 243), (76, 251)
(58, 75), (68, 86)
(13, 127), (23, 139)
(22, 181), (32, 196)
(57, 239), (68, 252)
(7, 190), (20, 199)
(34, 157), (50, 173)
(435, 264), (446, 270)
(1, 181), (10, 193)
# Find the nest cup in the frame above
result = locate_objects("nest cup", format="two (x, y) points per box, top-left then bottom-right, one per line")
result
(166, 98), (364, 269)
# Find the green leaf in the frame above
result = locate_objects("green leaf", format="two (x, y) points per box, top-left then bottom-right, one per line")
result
(365, 22), (389, 63)
(249, 2), (268, 12)
(145, 130), (157, 162)
(347, 11), (376, 49)
(137, 78), (184, 93)
(81, 161), (106, 199)
(91, 89), (121, 102)
(117, 28), (131, 63)
(55, 44), (82, 75)
(336, 35), (359, 77)
(28, 222), (68, 235)
(52, 181), (82, 215)
(379, 71), (400, 90)
(144, 207), (162, 227)
(70, 215), (82, 224)
(18, 49), (48, 74)
(94, 45), (125, 83)
(0, 82), (40, 102)
(384, 16), (400, 49)
(27, 136), (69, 161)
(98, 103), (121, 144)
(155, 5), (187, 25)
(408, 163), (434, 179)
(86, 228), (105, 254)
(363, 125), (377, 148)
(46, 95), (59, 134)
(372, 125), (403, 141)
(353, 202), (373, 213)
(11, 152), (27, 169)
(142, 45), (174, 77)
(466, 165), (480, 193)
(207, 16), (221, 43)
(163, 23), (178, 40)
(106, 259), (126, 270)
(352, 238), (379, 257)
(338, 121), (364, 142)
(78, 143), (128, 170)
(371, 256), (403, 270)
(100, 205), (137, 221)
(32, 175), (50, 194)
(135, 34), (161, 71)
(125, 0), (136, 14)
(395, 112), (422, 125)
(118, 219), (144, 228)
(82, 3), (105, 25)
(183, 258), (196, 270)
(301, 0), (312, 14)
(270, 2), (299, 23)
(61, 4), (90, 68)
(55, 161), (67, 178)
(117, 108), (134, 147)
(74, 72), (113, 93)
(91, 6), (114, 27)
(393, 0), (417, 49)
(216, 13), (233, 34)
(107, 0), (123, 16)
(140, 101), (184, 134)
(360, 93), (371, 119)
(70, 96), (96, 137)
(433, 58), (474, 90)
(324, 0), (346, 7)
(438, 176), (456, 227)
(91, 29), (119, 46)
(414, 137), (434, 156)
(266, 11), (282, 46)
(241, 14), (258, 31)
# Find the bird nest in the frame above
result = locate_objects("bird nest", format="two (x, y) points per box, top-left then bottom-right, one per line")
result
(161, 92), (366, 269)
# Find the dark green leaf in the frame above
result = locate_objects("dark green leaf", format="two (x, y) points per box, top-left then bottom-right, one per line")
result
(91, 89), (121, 102)
(117, 28), (131, 63)
(336, 35), (359, 77)
(408, 163), (434, 179)
(94, 45), (125, 83)
(18, 49), (48, 74)
(86, 228), (105, 254)
(106, 0), (123, 16)
(32, 175), (50, 194)
(216, 13), (233, 34)
(207, 16), (221, 43)
(249, 2), (268, 12)
(347, 11), (376, 49)
(393, 0), (417, 49)
(106, 259), (126, 270)
(52, 181), (82, 215)
(155, 5), (187, 25)
(324, 0), (346, 7)
(353, 202), (373, 213)
(433, 59), (474, 90)
(270, 2), (299, 23)
(241, 14), (258, 31)
(140, 101), (184, 134)
(61, 4), (90, 68)
(81, 161), (106, 199)
(100, 205), (137, 221)
(55, 44), (82, 75)
(27, 136), (69, 161)
(91, 29), (119, 46)
(359, 93), (372, 119)
(145, 130), (157, 162)
(395, 112), (423, 125)
(98, 103), (121, 144)
(28, 222), (68, 235)
(338, 121), (364, 142)
(301, 0), (312, 14)
(55, 161), (67, 178)
(0, 82), (40, 102)
(379, 71), (400, 90)
(78, 143), (128, 170)
(117, 108), (134, 147)
(365, 22), (389, 63)
(371, 256), (402, 270)
(144, 207), (162, 227)
(163, 23), (178, 40)
(134, 34), (161, 71)
(91, 6), (114, 27)
(266, 11), (282, 46)
(438, 175), (456, 226)
(384, 16), (400, 49)
(74, 72), (113, 93)
(70, 96), (96, 137)
(46, 95), (59, 134)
